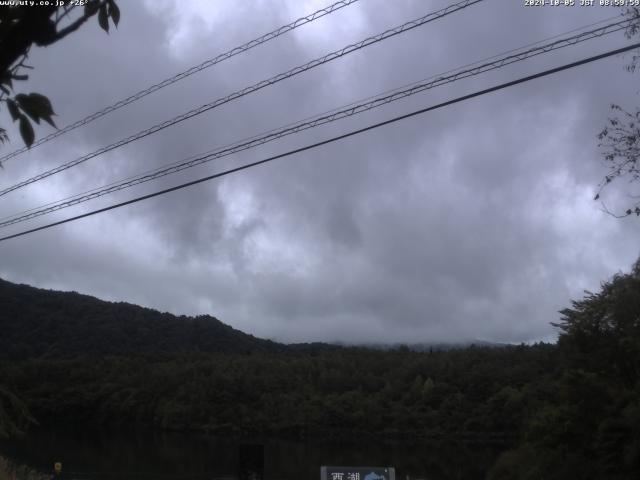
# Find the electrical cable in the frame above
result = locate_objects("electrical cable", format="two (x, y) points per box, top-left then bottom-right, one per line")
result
(0, 0), (484, 197)
(0, 0), (361, 164)
(1, 41), (637, 244)
(0, 16), (631, 229)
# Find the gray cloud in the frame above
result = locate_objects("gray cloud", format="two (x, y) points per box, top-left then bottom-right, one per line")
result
(1, 0), (640, 345)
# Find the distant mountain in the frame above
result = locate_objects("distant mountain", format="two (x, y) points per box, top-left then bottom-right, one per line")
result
(344, 340), (510, 351)
(0, 278), (284, 359)
(0, 277), (508, 360)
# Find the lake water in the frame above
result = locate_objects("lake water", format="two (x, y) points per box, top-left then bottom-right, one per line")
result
(0, 427), (505, 480)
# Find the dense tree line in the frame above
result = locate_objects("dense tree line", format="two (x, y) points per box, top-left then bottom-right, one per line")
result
(0, 344), (557, 439)
(1, 259), (639, 478)
(488, 260), (640, 479)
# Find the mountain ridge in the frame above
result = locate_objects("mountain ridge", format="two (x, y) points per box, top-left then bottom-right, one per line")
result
(0, 277), (285, 359)
(0, 278), (507, 359)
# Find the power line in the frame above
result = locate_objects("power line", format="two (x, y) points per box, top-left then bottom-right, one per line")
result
(1, 41), (638, 245)
(4, 13), (618, 225)
(0, 16), (631, 229)
(1, 15), (627, 229)
(0, 0), (361, 164)
(0, 0), (484, 198)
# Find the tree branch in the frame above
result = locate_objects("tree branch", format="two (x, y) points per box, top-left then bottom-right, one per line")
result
(43, 2), (106, 45)
(600, 201), (628, 218)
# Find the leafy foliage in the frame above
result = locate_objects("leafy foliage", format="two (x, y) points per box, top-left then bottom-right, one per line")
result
(490, 260), (640, 479)
(0, 455), (48, 480)
(0, 387), (36, 440)
(0, 0), (119, 149)
(595, 7), (640, 216)
(0, 345), (557, 441)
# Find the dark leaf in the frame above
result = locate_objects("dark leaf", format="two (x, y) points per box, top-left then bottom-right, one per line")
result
(85, 0), (100, 16)
(15, 95), (40, 125)
(26, 93), (55, 117)
(0, 73), (12, 88)
(626, 209), (632, 215)
(594, 193), (600, 201)
(15, 93), (56, 126)
(18, 115), (34, 148)
(6, 99), (20, 121)
(41, 114), (57, 129)
(108, 0), (120, 27)
(98, 4), (109, 33)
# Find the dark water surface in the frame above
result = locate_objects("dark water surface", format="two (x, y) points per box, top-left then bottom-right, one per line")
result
(0, 427), (505, 480)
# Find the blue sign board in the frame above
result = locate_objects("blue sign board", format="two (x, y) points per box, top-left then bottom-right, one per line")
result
(320, 466), (395, 480)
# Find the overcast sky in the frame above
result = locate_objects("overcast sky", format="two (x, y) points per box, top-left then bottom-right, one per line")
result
(1, 0), (639, 344)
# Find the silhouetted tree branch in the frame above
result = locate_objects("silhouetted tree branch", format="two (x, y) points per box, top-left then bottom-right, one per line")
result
(0, 0), (120, 149)
(596, 7), (640, 217)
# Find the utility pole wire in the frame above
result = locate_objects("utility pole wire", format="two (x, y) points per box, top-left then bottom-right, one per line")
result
(0, 0), (484, 198)
(1, 41), (638, 244)
(0, 17), (631, 229)
(0, 13), (626, 226)
(0, 0), (361, 164)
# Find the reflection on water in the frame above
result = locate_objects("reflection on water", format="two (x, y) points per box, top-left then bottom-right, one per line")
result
(0, 427), (504, 480)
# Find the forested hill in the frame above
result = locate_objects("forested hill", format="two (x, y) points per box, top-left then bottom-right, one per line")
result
(1, 260), (640, 478)
(0, 278), (284, 359)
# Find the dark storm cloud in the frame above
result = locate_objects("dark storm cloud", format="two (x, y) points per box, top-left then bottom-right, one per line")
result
(1, 0), (640, 344)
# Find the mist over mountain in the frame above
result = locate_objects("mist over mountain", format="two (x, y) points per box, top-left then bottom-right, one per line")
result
(340, 340), (511, 351)
(1, 278), (501, 359)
